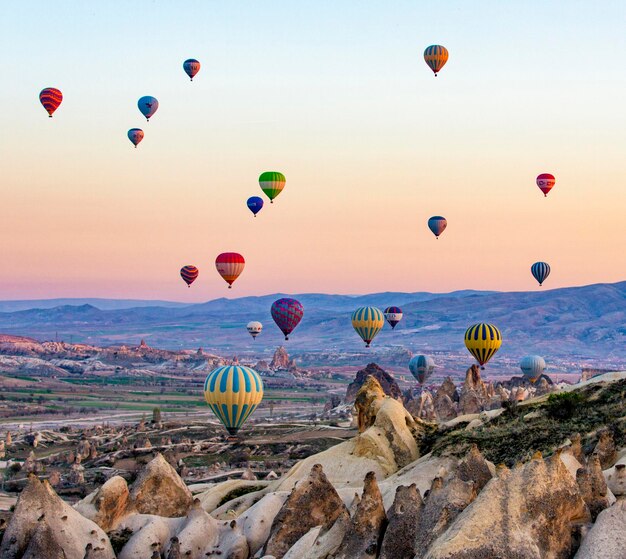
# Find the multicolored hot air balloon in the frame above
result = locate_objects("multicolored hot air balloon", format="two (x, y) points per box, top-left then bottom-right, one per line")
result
(531, 262), (551, 286)
(247, 196), (264, 217)
(259, 172), (285, 203)
(180, 265), (199, 287)
(428, 216), (447, 239)
(39, 88), (63, 117)
(520, 355), (546, 383)
(138, 96), (159, 121)
(271, 298), (304, 340)
(423, 45), (449, 76)
(536, 173), (555, 197)
(183, 58), (201, 81)
(351, 306), (385, 348)
(246, 321), (263, 340)
(215, 253), (245, 288)
(409, 354), (435, 385)
(203, 365), (263, 436)
(464, 323), (502, 368)
(383, 306), (403, 329)
(127, 128), (144, 148)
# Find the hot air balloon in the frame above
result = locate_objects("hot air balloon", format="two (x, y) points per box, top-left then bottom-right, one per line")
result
(138, 96), (159, 121)
(246, 321), (263, 340)
(215, 253), (245, 288)
(183, 58), (201, 81)
(520, 355), (546, 383)
(39, 88), (63, 117)
(127, 128), (144, 148)
(259, 171), (285, 203)
(271, 298), (304, 340)
(428, 216), (447, 239)
(409, 354), (435, 384)
(247, 196), (264, 217)
(464, 323), (502, 368)
(423, 45), (449, 76)
(536, 173), (555, 197)
(203, 365), (263, 436)
(351, 306), (385, 348)
(531, 262), (551, 286)
(383, 306), (403, 329)
(180, 265), (199, 287)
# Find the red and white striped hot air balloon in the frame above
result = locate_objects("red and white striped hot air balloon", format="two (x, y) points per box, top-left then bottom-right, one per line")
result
(215, 253), (245, 288)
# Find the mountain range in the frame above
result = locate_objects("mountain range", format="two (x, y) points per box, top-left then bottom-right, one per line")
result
(0, 282), (624, 361)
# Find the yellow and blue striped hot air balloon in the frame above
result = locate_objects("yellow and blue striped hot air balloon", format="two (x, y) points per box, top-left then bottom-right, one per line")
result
(351, 306), (385, 347)
(464, 323), (502, 368)
(203, 365), (263, 436)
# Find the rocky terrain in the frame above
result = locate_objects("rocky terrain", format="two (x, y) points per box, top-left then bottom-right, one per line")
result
(0, 365), (625, 558)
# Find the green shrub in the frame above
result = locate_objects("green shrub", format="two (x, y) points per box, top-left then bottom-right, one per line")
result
(546, 392), (586, 420)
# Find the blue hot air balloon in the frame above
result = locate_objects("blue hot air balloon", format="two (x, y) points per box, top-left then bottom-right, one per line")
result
(531, 262), (551, 286)
(247, 196), (264, 217)
(428, 216), (447, 239)
(138, 96), (159, 121)
(520, 355), (546, 383)
(409, 355), (435, 384)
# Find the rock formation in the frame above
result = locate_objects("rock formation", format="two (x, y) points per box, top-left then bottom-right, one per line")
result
(263, 464), (348, 558)
(456, 444), (494, 492)
(129, 453), (193, 517)
(270, 346), (290, 370)
(345, 363), (402, 403)
(459, 364), (490, 415)
(379, 483), (423, 559)
(0, 475), (115, 559)
(593, 429), (617, 469)
(333, 471), (387, 559)
(433, 378), (458, 420)
(576, 455), (611, 521)
(575, 499), (626, 559)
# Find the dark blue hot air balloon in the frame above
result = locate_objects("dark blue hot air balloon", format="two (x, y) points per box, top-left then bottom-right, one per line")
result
(247, 196), (264, 217)
(531, 262), (551, 286)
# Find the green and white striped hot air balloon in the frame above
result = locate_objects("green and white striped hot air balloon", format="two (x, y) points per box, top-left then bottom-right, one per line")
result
(259, 171), (285, 203)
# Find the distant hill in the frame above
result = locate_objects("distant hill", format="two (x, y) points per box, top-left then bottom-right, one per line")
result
(0, 298), (190, 312)
(0, 282), (623, 360)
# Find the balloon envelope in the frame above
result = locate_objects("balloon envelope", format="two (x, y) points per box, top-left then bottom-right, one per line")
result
(271, 298), (304, 340)
(203, 365), (263, 435)
(464, 323), (502, 367)
(536, 173), (555, 197)
(183, 58), (201, 80)
(428, 216), (447, 238)
(531, 262), (551, 286)
(246, 321), (263, 339)
(423, 45), (449, 75)
(180, 265), (199, 287)
(383, 306), (403, 329)
(215, 253), (245, 288)
(39, 87), (63, 117)
(520, 355), (546, 383)
(127, 128), (144, 147)
(259, 171), (285, 203)
(351, 306), (385, 347)
(409, 355), (435, 384)
(247, 196), (264, 217)
(138, 96), (159, 120)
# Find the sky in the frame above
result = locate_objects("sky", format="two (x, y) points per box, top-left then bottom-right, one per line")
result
(1, 1), (625, 302)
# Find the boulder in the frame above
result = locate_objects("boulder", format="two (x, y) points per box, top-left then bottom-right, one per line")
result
(345, 363), (402, 403)
(0, 475), (115, 559)
(264, 464), (348, 558)
(129, 453), (193, 517)
(333, 471), (387, 559)
(379, 484), (423, 559)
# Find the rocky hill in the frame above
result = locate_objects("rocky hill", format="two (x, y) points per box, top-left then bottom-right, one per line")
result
(0, 370), (625, 558)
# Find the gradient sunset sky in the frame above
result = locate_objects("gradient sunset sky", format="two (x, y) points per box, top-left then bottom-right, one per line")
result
(1, 1), (625, 302)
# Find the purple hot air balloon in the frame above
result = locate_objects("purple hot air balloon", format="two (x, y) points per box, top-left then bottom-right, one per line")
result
(271, 298), (304, 340)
